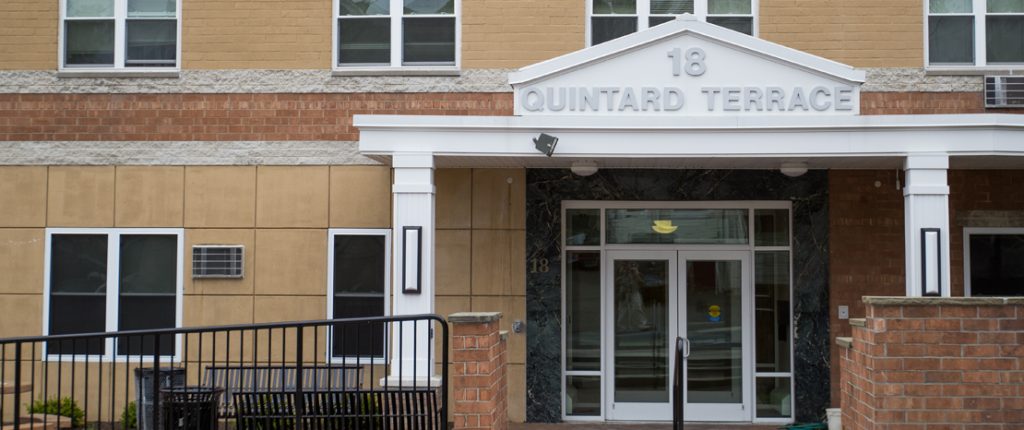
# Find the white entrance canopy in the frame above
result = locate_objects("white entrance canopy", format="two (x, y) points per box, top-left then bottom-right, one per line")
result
(357, 14), (1024, 384)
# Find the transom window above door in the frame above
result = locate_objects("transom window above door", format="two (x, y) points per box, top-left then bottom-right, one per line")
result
(60, 0), (180, 71)
(588, 0), (757, 46)
(334, 0), (459, 72)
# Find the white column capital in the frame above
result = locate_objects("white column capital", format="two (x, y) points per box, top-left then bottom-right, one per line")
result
(392, 152), (435, 169)
(904, 153), (949, 170)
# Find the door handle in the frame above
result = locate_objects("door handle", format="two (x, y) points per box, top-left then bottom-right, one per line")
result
(683, 338), (690, 359)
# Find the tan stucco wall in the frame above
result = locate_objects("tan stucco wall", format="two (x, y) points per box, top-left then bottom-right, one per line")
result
(0, 165), (527, 423)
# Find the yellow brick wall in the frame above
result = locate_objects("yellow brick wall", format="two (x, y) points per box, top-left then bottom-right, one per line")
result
(0, 0), (58, 70)
(462, 0), (585, 69)
(759, 0), (923, 68)
(183, 0), (332, 69)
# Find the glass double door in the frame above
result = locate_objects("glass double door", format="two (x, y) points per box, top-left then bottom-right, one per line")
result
(604, 250), (751, 422)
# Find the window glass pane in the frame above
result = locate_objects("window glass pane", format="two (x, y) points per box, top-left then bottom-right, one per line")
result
(119, 235), (177, 295)
(338, 18), (391, 64)
(341, 0), (389, 15)
(126, 20), (177, 67)
(929, 16), (975, 63)
(755, 252), (790, 373)
(756, 377), (792, 418)
(708, 0), (751, 14)
(332, 298), (386, 357)
(931, 0), (973, 13)
(566, 209), (600, 246)
(334, 235), (386, 296)
(49, 234), (108, 354)
(404, 0), (454, 15)
(987, 16), (1024, 63)
(988, 0), (1024, 13)
(403, 17), (456, 64)
(755, 209), (789, 247)
(67, 0), (113, 17)
(707, 16), (753, 34)
(566, 376), (601, 416)
(128, 0), (175, 17)
(651, 0), (693, 14)
(593, 0), (637, 14)
(116, 296), (176, 355)
(567, 252), (601, 371)
(650, 16), (676, 27)
(65, 20), (115, 65)
(51, 235), (108, 294)
(592, 17), (637, 45)
(606, 209), (749, 245)
(969, 234), (1024, 296)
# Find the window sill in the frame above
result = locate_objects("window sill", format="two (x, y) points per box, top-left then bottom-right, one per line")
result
(925, 66), (1024, 76)
(332, 67), (461, 77)
(57, 69), (181, 79)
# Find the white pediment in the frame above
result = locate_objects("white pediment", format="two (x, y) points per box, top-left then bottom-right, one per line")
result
(509, 15), (866, 116)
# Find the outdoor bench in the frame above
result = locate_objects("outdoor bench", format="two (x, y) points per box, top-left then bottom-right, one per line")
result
(201, 365), (364, 417)
(233, 388), (444, 430)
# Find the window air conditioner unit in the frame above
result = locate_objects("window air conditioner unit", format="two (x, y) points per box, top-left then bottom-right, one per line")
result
(985, 76), (1024, 108)
(192, 245), (244, 278)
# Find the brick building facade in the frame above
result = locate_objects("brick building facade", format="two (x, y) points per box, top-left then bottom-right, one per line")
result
(1, 0), (1023, 426)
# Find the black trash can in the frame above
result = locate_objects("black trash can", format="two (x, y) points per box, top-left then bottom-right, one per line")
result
(135, 367), (187, 430)
(160, 387), (224, 430)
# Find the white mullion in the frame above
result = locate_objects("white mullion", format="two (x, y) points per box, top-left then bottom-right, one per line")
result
(114, 0), (126, 68)
(105, 231), (120, 359)
(638, 0), (651, 30)
(58, 0), (67, 69)
(391, 0), (402, 67)
(696, 0), (709, 21)
(975, 0), (987, 66)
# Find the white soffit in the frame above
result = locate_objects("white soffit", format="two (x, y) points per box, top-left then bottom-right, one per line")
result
(507, 15), (866, 117)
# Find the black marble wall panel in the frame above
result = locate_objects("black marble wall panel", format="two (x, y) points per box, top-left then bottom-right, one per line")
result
(524, 169), (830, 423)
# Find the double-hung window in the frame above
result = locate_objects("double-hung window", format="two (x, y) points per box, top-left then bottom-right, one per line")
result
(327, 229), (391, 362)
(927, 0), (1024, 67)
(589, 0), (756, 46)
(44, 229), (184, 359)
(964, 228), (1024, 296)
(333, 0), (459, 72)
(60, 0), (180, 71)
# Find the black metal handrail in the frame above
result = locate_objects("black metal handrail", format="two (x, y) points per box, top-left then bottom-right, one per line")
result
(673, 336), (684, 430)
(0, 314), (449, 430)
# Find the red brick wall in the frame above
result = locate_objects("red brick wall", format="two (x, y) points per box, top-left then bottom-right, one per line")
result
(450, 313), (508, 430)
(948, 170), (1024, 297)
(839, 298), (1024, 429)
(828, 170), (907, 406)
(0, 93), (514, 141)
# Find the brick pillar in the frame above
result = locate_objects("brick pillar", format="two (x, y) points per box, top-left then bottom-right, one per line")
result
(838, 296), (1024, 429)
(449, 312), (508, 430)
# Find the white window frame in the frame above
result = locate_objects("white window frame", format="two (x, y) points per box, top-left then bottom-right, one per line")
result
(924, 0), (1024, 72)
(331, 0), (461, 75)
(963, 227), (1024, 296)
(58, 0), (182, 75)
(326, 228), (392, 364)
(41, 228), (185, 362)
(586, 0), (759, 47)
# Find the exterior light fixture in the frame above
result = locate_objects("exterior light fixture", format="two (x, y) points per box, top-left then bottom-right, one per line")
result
(570, 160), (599, 177)
(533, 133), (558, 156)
(402, 226), (422, 294)
(921, 228), (941, 296)
(780, 162), (809, 177)
(652, 220), (678, 234)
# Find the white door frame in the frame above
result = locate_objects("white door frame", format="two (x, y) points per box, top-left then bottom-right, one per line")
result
(677, 250), (753, 422)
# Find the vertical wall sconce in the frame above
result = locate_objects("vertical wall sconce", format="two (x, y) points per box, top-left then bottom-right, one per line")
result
(921, 228), (941, 297)
(403, 226), (422, 294)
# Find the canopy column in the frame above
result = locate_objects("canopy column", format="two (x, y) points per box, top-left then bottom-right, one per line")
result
(903, 153), (951, 297)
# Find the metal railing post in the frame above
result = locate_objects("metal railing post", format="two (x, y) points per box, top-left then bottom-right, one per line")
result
(153, 334), (161, 430)
(673, 336), (684, 430)
(295, 327), (305, 430)
(13, 342), (22, 428)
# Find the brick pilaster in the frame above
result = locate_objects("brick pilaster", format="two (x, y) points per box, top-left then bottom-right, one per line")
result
(449, 312), (508, 430)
